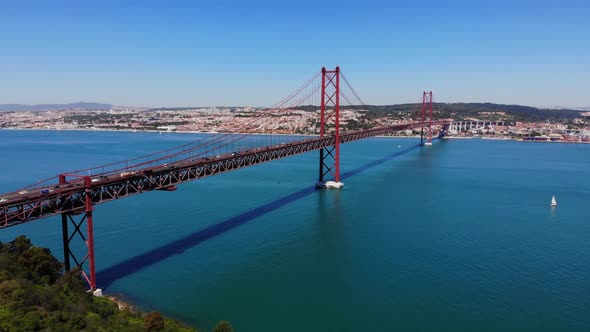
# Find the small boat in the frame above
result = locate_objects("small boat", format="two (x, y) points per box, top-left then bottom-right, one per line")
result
(550, 195), (557, 207)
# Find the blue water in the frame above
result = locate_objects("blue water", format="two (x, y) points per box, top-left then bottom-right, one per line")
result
(1, 130), (590, 331)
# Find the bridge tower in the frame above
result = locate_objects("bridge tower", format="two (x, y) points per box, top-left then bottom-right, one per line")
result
(59, 174), (99, 293)
(317, 66), (344, 189)
(420, 91), (434, 146)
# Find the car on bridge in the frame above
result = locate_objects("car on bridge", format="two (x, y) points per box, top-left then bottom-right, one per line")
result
(119, 171), (137, 178)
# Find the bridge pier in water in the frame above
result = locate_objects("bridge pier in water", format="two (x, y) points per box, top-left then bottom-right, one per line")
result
(316, 66), (344, 189)
(59, 174), (99, 293)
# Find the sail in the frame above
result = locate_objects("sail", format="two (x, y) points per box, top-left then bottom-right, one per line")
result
(551, 195), (557, 206)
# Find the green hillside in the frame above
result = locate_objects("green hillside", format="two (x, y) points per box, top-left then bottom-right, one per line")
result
(0, 236), (206, 332)
(295, 103), (585, 123)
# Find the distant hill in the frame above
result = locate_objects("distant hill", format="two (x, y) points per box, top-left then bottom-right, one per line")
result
(296, 102), (585, 122)
(0, 102), (112, 111)
(551, 106), (590, 111)
(430, 102), (583, 122)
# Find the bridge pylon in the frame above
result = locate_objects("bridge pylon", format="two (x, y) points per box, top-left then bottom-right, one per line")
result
(59, 174), (98, 292)
(316, 66), (344, 189)
(420, 91), (434, 146)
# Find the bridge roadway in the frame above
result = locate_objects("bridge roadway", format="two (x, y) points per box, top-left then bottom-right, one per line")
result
(0, 121), (447, 228)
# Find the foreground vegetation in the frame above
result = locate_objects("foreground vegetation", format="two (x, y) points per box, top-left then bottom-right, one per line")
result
(0, 235), (233, 332)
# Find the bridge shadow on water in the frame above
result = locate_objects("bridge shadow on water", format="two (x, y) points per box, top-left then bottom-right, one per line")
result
(97, 143), (421, 289)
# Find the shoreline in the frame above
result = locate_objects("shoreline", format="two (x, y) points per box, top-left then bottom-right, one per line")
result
(1, 127), (318, 136)
(3, 127), (589, 144)
(106, 293), (135, 311)
(443, 136), (590, 144)
(103, 291), (199, 330)
(1, 127), (418, 139)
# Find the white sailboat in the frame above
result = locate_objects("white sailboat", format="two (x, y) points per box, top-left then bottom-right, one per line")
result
(550, 195), (557, 207)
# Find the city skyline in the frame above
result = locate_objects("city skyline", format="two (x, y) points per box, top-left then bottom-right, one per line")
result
(1, 0), (589, 108)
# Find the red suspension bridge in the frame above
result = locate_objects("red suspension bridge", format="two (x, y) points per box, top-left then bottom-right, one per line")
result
(0, 67), (449, 290)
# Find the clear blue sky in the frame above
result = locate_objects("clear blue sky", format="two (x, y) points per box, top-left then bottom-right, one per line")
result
(1, 0), (588, 107)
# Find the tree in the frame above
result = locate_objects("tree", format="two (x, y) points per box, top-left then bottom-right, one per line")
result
(7, 235), (32, 254)
(213, 320), (234, 332)
(144, 311), (165, 331)
(18, 246), (63, 283)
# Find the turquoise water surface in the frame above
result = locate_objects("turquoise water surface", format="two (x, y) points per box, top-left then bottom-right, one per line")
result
(1, 130), (590, 331)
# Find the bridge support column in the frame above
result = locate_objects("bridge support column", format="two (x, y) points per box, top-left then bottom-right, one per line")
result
(420, 91), (433, 146)
(316, 66), (343, 189)
(59, 175), (98, 292)
(61, 213), (71, 271)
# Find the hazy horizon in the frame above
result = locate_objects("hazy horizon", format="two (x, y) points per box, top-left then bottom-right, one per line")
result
(1, 101), (589, 111)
